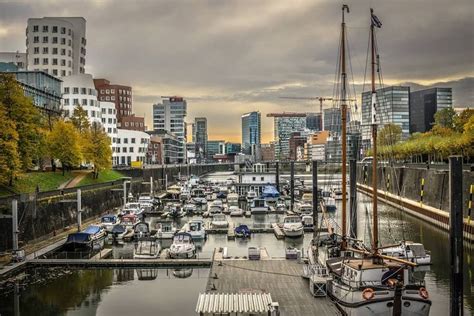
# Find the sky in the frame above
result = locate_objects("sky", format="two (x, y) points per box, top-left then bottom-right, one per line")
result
(0, 0), (473, 143)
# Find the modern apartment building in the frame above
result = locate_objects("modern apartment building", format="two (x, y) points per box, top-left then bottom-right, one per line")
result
(147, 130), (182, 164)
(241, 111), (261, 155)
(409, 87), (453, 133)
(267, 113), (306, 161)
(361, 86), (410, 145)
(152, 96), (187, 163)
(193, 117), (208, 162)
(61, 73), (101, 124)
(26, 17), (86, 77)
(114, 129), (150, 166)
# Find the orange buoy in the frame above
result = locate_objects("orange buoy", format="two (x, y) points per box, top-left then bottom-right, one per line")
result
(419, 287), (429, 299)
(362, 288), (375, 300)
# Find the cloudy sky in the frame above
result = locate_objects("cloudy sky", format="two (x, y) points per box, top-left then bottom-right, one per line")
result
(0, 0), (473, 142)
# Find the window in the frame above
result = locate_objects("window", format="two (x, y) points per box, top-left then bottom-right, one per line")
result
(252, 177), (256, 181)
(52, 37), (58, 44)
(106, 96), (110, 101)
(52, 26), (58, 33)
(42, 36), (48, 43)
(124, 138), (128, 144)
(108, 128), (112, 133)
(129, 147), (134, 153)
(61, 70), (66, 77)
(73, 87), (79, 94)
(117, 138), (121, 144)
(42, 25), (48, 32)
(42, 58), (48, 65)
(108, 118), (112, 124)
(82, 99), (87, 105)
(111, 89), (115, 93)
(68, 39), (71, 47)
(64, 87), (70, 94)
(116, 147), (120, 153)
(52, 58), (58, 65)
(111, 96), (115, 101)
(33, 47), (39, 54)
(52, 47), (58, 55)
(91, 111), (95, 117)
(68, 29), (71, 36)
(61, 38), (66, 45)
(89, 100), (94, 106)
(60, 27), (66, 34)
(64, 98), (69, 105)
(61, 59), (66, 66)
(261, 177), (264, 181)
(61, 49), (66, 55)
(102, 118), (106, 123)
(33, 25), (39, 32)
(33, 36), (39, 43)
(42, 47), (48, 54)
(123, 147), (127, 153)
(73, 98), (79, 105)
(68, 61), (71, 67)
(106, 89), (110, 94)
(81, 88), (86, 94)
(125, 122), (129, 127)
(108, 109), (113, 114)
(68, 50), (71, 57)
(131, 138), (136, 143)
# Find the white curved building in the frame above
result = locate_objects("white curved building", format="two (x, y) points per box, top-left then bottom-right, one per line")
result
(61, 73), (101, 124)
(26, 17), (86, 77)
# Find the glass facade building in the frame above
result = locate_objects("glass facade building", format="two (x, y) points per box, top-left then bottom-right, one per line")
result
(207, 140), (225, 159)
(306, 113), (322, 131)
(193, 117), (208, 162)
(409, 88), (452, 133)
(225, 142), (241, 154)
(273, 116), (306, 160)
(361, 86), (410, 147)
(241, 111), (261, 155)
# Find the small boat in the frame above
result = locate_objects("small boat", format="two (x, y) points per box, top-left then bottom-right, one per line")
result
(133, 238), (161, 259)
(169, 203), (185, 218)
(227, 192), (239, 205)
(282, 215), (304, 237)
(250, 198), (269, 214)
(380, 241), (431, 265)
(183, 203), (197, 214)
(169, 232), (196, 259)
(276, 202), (287, 212)
(191, 196), (207, 205)
(179, 190), (191, 202)
(154, 220), (177, 239)
(208, 199), (223, 214)
(229, 206), (244, 217)
(262, 185), (280, 202)
(64, 225), (105, 250)
(302, 215), (313, 228)
(134, 221), (150, 239)
(121, 214), (140, 229)
(183, 218), (206, 240)
(301, 193), (313, 204)
(246, 190), (257, 202)
(234, 224), (251, 238)
(295, 202), (313, 216)
(244, 210), (251, 217)
(323, 197), (337, 212)
(110, 224), (127, 240)
(211, 213), (229, 228)
(216, 191), (227, 199)
(191, 187), (205, 198)
(100, 214), (120, 232)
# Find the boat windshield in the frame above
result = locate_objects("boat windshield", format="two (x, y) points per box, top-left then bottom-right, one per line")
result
(101, 216), (116, 223)
(284, 217), (301, 224)
(174, 234), (192, 243)
(213, 214), (226, 221)
(254, 199), (266, 207)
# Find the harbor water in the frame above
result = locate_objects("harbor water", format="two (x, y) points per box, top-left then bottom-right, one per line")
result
(0, 172), (472, 315)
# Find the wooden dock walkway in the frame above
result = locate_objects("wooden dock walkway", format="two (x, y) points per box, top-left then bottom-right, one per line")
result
(206, 259), (340, 315)
(272, 223), (285, 239)
(227, 222), (235, 239)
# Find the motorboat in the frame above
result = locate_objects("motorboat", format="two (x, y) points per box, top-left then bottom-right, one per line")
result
(84, 225), (106, 241)
(211, 213), (229, 228)
(262, 185), (280, 202)
(64, 225), (105, 250)
(183, 203), (197, 214)
(179, 190), (191, 202)
(169, 232), (196, 259)
(153, 220), (177, 239)
(246, 190), (257, 202)
(191, 187), (205, 198)
(235, 224), (251, 238)
(276, 202), (287, 212)
(100, 214), (120, 232)
(244, 210), (251, 217)
(227, 192), (239, 205)
(191, 196), (207, 205)
(120, 214), (139, 229)
(182, 218), (206, 240)
(208, 199), (223, 214)
(380, 241), (431, 265)
(120, 202), (142, 216)
(282, 216), (304, 237)
(229, 206), (244, 217)
(188, 175), (200, 187)
(250, 198), (269, 214)
(323, 197), (337, 212)
(295, 202), (313, 216)
(133, 238), (161, 259)
(133, 221), (150, 239)
(302, 215), (313, 228)
(110, 224), (127, 240)
(169, 203), (185, 218)
(216, 191), (227, 200)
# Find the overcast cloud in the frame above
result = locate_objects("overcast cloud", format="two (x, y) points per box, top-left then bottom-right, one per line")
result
(0, 0), (473, 142)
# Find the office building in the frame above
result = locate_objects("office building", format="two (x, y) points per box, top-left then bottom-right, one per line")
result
(26, 17), (86, 77)
(362, 86), (410, 146)
(114, 129), (150, 166)
(322, 108), (351, 134)
(0, 52), (27, 69)
(306, 113), (322, 131)
(153, 96), (187, 163)
(289, 132), (307, 161)
(260, 143), (275, 161)
(147, 136), (163, 165)
(207, 140), (225, 159)
(241, 111), (261, 155)
(193, 117), (208, 162)
(61, 73), (101, 124)
(0, 65), (62, 114)
(147, 130), (183, 164)
(306, 131), (330, 161)
(325, 132), (361, 163)
(267, 112), (306, 160)
(409, 87), (453, 133)
(94, 78), (145, 131)
(225, 142), (241, 154)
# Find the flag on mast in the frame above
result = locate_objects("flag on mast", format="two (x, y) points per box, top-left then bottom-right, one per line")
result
(371, 12), (382, 28)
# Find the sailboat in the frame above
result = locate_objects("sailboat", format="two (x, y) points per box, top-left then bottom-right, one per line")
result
(317, 5), (432, 315)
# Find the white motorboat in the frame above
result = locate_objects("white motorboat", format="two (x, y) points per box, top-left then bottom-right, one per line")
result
(133, 238), (161, 259)
(191, 196), (207, 205)
(229, 206), (244, 217)
(183, 203), (197, 214)
(208, 199), (223, 214)
(295, 202), (313, 216)
(380, 241), (431, 265)
(182, 218), (206, 240)
(100, 214), (120, 232)
(154, 220), (177, 239)
(246, 190), (257, 202)
(301, 193), (313, 204)
(169, 232), (196, 259)
(282, 216), (304, 237)
(120, 214), (140, 229)
(121, 202), (143, 216)
(227, 192), (239, 205)
(302, 215), (313, 228)
(275, 202), (287, 212)
(250, 198), (269, 214)
(211, 213), (229, 228)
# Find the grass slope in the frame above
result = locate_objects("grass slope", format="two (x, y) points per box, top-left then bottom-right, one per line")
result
(77, 169), (124, 187)
(0, 171), (74, 196)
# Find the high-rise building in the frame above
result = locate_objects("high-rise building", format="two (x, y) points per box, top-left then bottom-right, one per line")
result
(267, 113), (306, 160)
(306, 113), (322, 131)
(409, 87), (453, 133)
(152, 96), (187, 163)
(147, 130), (181, 164)
(207, 140), (225, 159)
(260, 143), (275, 161)
(193, 117), (208, 162)
(93, 78), (145, 131)
(26, 17), (86, 77)
(225, 142), (241, 154)
(0, 52), (27, 69)
(61, 73), (101, 124)
(241, 111), (261, 155)
(323, 108), (351, 133)
(361, 86), (410, 146)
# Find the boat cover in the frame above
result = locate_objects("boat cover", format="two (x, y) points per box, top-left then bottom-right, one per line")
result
(83, 225), (101, 234)
(66, 232), (91, 243)
(111, 225), (126, 234)
(262, 185), (280, 198)
(101, 215), (117, 223)
(235, 225), (250, 237)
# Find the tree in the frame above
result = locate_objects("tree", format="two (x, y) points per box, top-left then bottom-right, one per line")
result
(454, 108), (474, 133)
(378, 123), (402, 147)
(47, 120), (82, 175)
(82, 122), (112, 178)
(0, 103), (21, 185)
(70, 105), (90, 134)
(0, 74), (43, 171)
(434, 107), (457, 130)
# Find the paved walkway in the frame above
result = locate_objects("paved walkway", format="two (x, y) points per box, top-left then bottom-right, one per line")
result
(58, 171), (91, 189)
